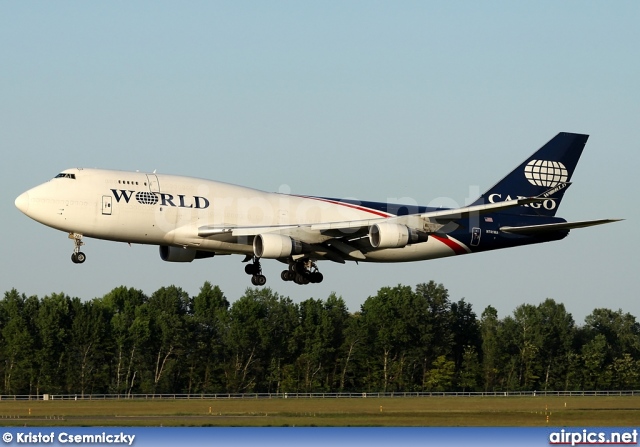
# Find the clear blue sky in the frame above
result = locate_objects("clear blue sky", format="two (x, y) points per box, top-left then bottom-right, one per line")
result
(2, 1), (637, 323)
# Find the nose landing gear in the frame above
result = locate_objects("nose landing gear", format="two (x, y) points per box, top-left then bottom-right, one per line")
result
(69, 233), (86, 264)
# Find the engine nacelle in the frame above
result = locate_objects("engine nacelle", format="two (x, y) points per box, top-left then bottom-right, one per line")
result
(253, 233), (304, 259)
(369, 223), (428, 249)
(159, 246), (215, 262)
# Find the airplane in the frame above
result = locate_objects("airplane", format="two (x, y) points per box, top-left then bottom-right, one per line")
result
(15, 132), (620, 286)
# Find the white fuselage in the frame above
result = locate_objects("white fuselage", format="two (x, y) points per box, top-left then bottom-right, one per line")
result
(15, 168), (466, 263)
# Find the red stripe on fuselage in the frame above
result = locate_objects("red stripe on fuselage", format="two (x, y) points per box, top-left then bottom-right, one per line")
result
(299, 196), (393, 218)
(431, 234), (469, 255)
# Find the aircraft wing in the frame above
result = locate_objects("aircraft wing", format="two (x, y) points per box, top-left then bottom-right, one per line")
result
(199, 196), (543, 239)
(500, 219), (623, 234)
(196, 196), (547, 263)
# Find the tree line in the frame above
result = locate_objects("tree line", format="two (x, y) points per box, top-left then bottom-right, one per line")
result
(1, 280), (639, 396)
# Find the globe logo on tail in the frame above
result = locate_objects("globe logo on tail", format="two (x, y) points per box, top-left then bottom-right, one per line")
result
(524, 160), (568, 187)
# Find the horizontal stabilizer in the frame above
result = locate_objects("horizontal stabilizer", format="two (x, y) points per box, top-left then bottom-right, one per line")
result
(500, 219), (623, 234)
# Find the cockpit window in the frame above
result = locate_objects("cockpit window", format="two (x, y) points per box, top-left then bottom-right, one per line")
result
(55, 173), (76, 179)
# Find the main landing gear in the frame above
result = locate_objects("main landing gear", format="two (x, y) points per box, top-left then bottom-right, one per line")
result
(244, 256), (267, 286)
(281, 259), (324, 285)
(69, 233), (86, 264)
(242, 257), (324, 286)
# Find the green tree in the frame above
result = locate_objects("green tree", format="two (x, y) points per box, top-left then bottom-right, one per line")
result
(535, 299), (575, 391)
(291, 294), (348, 392)
(425, 355), (455, 392)
(66, 298), (112, 395)
(359, 285), (415, 391)
(458, 345), (481, 392)
(584, 308), (640, 362)
(450, 299), (480, 372)
(0, 290), (37, 394)
(338, 312), (364, 391)
(295, 298), (328, 392)
(414, 281), (454, 389)
(581, 333), (608, 390)
(222, 288), (298, 393)
(127, 303), (152, 394)
(144, 286), (190, 393)
(512, 304), (542, 389)
(323, 293), (350, 390)
(187, 281), (229, 393)
(609, 353), (640, 389)
(34, 292), (74, 394)
(102, 286), (148, 395)
(480, 305), (500, 391)
(495, 315), (521, 390)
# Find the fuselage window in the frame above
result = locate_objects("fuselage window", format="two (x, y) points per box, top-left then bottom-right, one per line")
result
(54, 173), (76, 179)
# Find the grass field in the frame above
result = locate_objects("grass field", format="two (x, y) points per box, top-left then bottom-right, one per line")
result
(1, 396), (639, 427)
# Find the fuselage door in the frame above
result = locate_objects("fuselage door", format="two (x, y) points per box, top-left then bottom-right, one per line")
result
(470, 227), (481, 246)
(102, 195), (112, 215)
(146, 174), (160, 193)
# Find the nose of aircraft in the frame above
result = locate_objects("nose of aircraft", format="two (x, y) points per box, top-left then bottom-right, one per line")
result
(15, 191), (30, 214)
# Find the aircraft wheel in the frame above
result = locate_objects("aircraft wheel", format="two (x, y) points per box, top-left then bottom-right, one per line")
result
(251, 274), (267, 286)
(281, 270), (291, 281)
(295, 274), (309, 285)
(245, 264), (258, 275)
(76, 252), (86, 264)
(71, 253), (78, 264)
(310, 272), (323, 283)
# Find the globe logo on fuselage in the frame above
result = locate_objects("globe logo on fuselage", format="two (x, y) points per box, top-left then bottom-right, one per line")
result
(524, 159), (568, 188)
(135, 191), (159, 205)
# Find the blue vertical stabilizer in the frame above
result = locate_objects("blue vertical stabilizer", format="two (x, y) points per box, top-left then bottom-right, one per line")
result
(472, 132), (588, 216)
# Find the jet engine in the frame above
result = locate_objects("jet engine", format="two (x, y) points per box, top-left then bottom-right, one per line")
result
(369, 223), (428, 249)
(159, 245), (215, 262)
(253, 233), (304, 259)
